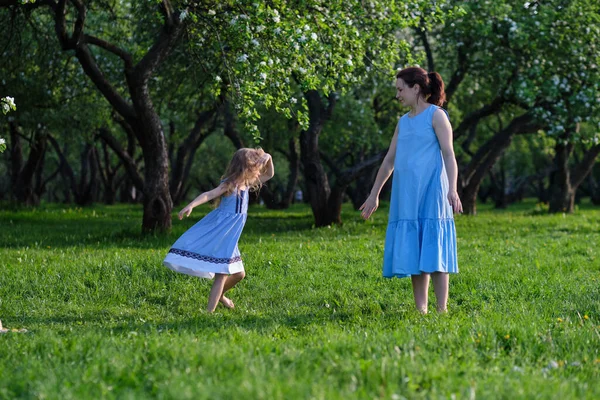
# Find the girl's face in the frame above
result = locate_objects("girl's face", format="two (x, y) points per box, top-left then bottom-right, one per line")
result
(251, 167), (261, 181)
(396, 78), (420, 107)
(247, 150), (264, 182)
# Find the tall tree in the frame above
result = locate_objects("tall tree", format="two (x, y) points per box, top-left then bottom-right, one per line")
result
(1, 0), (188, 232)
(423, 0), (600, 214)
(185, 0), (451, 226)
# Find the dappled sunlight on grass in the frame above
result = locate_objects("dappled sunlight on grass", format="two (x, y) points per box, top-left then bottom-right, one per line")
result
(1, 200), (599, 398)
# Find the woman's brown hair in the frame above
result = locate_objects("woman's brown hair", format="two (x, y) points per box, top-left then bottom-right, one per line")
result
(396, 67), (446, 106)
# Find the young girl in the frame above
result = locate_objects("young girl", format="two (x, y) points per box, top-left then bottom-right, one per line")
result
(163, 148), (274, 312)
(360, 67), (462, 313)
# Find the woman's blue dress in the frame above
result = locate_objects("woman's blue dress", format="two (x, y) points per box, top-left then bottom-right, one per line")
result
(383, 105), (458, 278)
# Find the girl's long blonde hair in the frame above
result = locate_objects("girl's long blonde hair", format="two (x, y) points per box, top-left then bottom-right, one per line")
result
(215, 148), (266, 206)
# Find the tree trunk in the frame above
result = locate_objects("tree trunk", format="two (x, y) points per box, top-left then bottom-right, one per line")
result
(9, 122), (23, 196)
(75, 144), (100, 206)
(492, 161), (508, 209)
(299, 90), (335, 227)
(280, 137), (299, 208)
(589, 163), (600, 205)
(591, 176), (600, 205)
(460, 134), (513, 216)
(130, 117), (173, 233)
(29, 0), (185, 232)
(347, 157), (378, 210)
(325, 185), (345, 225)
(325, 150), (387, 224)
(299, 90), (390, 225)
(96, 126), (144, 200)
(548, 139), (600, 213)
(260, 137), (299, 209)
(460, 185), (479, 216)
(548, 141), (575, 213)
(11, 125), (47, 206)
(458, 111), (541, 215)
(95, 139), (122, 205)
(170, 108), (217, 205)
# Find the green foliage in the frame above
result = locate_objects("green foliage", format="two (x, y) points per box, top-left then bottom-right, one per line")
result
(1, 96), (15, 115)
(185, 1), (451, 138)
(437, 0), (600, 141)
(0, 202), (599, 398)
(0, 96), (15, 153)
(0, 8), (111, 142)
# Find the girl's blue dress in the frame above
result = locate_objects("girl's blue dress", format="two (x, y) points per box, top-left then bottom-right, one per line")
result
(383, 105), (458, 278)
(164, 189), (248, 279)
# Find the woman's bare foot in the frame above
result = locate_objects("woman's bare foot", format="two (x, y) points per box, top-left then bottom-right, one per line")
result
(219, 296), (235, 309)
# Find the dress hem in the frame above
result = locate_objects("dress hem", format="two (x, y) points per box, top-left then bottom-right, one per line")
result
(163, 253), (244, 280)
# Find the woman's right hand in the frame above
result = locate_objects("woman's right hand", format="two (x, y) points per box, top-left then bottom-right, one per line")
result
(178, 206), (193, 220)
(359, 195), (379, 220)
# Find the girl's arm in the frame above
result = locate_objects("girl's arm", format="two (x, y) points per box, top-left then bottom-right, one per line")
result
(178, 183), (228, 220)
(258, 153), (275, 183)
(432, 109), (463, 214)
(359, 124), (399, 219)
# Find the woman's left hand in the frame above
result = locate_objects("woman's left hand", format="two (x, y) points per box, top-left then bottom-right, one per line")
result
(178, 206), (193, 220)
(448, 191), (463, 214)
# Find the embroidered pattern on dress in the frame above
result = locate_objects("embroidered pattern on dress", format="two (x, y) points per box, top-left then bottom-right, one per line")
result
(168, 248), (242, 264)
(234, 190), (245, 214)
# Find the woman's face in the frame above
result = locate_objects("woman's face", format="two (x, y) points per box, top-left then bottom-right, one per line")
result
(396, 78), (419, 107)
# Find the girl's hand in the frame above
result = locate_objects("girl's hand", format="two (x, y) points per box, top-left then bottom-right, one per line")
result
(259, 153), (271, 166)
(359, 195), (379, 220)
(448, 191), (463, 214)
(178, 206), (193, 220)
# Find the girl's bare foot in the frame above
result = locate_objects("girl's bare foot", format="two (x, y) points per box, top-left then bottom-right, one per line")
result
(219, 296), (235, 309)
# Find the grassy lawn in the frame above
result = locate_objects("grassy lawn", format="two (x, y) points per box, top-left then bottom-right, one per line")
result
(1, 199), (599, 399)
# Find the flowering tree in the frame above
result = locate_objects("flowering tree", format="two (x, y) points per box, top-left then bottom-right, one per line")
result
(423, 0), (600, 214)
(2, 0), (456, 228)
(184, 1), (425, 134)
(0, 96), (16, 153)
(183, 1), (457, 225)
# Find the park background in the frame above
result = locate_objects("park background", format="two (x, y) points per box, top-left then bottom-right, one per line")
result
(1, 1), (599, 399)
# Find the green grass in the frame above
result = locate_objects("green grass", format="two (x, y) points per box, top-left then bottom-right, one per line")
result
(1, 199), (599, 399)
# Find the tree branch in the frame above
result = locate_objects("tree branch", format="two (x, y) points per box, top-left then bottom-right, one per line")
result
(223, 99), (245, 149)
(132, 6), (184, 84)
(161, 0), (175, 29)
(75, 45), (137, 120)
(416, 22), (434, 72)
(570, 143), (600, 189)
(454, 96), (506, 140)
(0, 0), (54, 9)
(51, 0), (136, 120)
(462, 111), (541, 185)
(47, 132), (78, 197)
(319, 151), (342, 177)
(445, 45), (468, 102)
(96, 127), (144, 191)
(84, 34), (133, 68)
(337, 150), (386, 186)
(70, 0), (85, 47)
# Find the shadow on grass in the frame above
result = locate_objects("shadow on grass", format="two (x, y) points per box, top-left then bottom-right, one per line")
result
(11, 305), (417, 336)
(0, 209), (320, 249)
